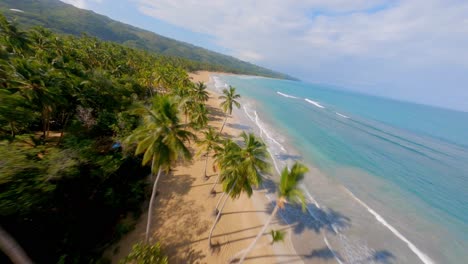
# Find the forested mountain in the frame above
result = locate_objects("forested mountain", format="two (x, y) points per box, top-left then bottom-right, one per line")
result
(0, 0), (296, 80)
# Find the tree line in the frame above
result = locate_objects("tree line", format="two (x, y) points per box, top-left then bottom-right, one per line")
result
(0, 13), (308, 264)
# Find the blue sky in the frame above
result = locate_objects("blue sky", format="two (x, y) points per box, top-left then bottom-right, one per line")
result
(61, 0), (468, 112)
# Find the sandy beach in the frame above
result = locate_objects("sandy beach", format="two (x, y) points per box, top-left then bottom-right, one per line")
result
(105, 71), (302, 263)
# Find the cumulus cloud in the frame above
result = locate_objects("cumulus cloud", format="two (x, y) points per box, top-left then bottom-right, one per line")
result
(136, 0), (467, 65)
(55, 0), (468, 109)
(135, 0), (468, 110)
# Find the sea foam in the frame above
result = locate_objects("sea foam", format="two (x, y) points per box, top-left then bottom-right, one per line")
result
(305, 98), (325, 108)
(336, 112), (350, 119)
(277, 91), (298, 99)
(343, 188), (435, 264)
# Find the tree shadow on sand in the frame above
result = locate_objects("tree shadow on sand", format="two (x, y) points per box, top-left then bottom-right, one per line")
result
(275, 153), (303, 161)
(207, 105), (226, 118)
(226, 123), (252, 131)
(259, 177), (350, 235)
(243, 248), (395, 264)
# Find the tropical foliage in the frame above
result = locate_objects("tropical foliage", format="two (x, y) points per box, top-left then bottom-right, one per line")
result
(0, 9), (308, 264)
(236, 162), (308, 263)
(0, 0), (296, 80)
(208, 132), (270, 248)
(120, 242), (168, 264)
(0, 14), (199, 263)
(125, 95), (194, 243)
(219, 86), (241, 133)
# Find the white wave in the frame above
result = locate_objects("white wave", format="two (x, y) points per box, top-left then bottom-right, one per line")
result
(302, 185), (321, 208)
(343, 188), (435, 264)
(324, 237), (344, 264)
(336, 112), (350, 119)
(212, 76), (228, 93)
(305, 98), (325, 108)
(10, 9), (24, 13)
(243, 106), (285, 174)
(277, 91), (298, 99)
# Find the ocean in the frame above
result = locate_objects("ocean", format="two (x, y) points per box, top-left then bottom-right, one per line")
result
(210, 75), (468, 264)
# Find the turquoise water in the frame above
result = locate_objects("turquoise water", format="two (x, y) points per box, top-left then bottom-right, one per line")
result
(213, 75), (468, 264)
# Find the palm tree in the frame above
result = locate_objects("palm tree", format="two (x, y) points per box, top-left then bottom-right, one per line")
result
(197, 126), (219, 181)
(219, 86), (240, 133)
(13, 59), (64, 138)
(192, 81), (209, 103)
(126, 95), (194, 243)
(208, 132), (270, 248)
(209, 139), (234, 196)
(236, 162), (308, 263)
(189, 103), (208, 130)
(0, 15), (31, 55)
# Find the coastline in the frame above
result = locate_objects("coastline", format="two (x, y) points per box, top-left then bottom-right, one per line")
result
(105, 71), (304, 263)
(203, 72), (341, 264)
(205, 73), (463, 264)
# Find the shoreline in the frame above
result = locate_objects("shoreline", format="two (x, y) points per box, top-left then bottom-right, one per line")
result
(202, 72), (340, 264)
(105, 71), (304, 263)
(205, 72), (454, 264)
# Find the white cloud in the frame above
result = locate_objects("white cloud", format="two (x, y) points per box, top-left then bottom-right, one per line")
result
(135, 0), (468, 110)
(136, 0), (468, 65)
(61, 0), (103, 9)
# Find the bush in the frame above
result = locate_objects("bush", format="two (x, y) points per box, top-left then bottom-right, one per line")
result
(120, 243), (168, 264)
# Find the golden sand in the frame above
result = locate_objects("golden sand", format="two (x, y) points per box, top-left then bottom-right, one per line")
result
(107, 71), (308, 264)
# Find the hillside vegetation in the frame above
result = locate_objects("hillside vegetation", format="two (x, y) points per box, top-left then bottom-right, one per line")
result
(0, 0), (296, 80)
(0, 12), (212, 263)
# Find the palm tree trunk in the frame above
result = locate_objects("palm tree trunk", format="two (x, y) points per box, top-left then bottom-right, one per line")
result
(208, 179), (237, 248)
(42, 109), (47, 139)
(230, 242), (270, 263)
(203, 151), (209, 179)
(214, 190), (226, 213)
(220, 116), (228, 133)
(0, 225), (34, 264)
(209, 172), (221, 195)
(237, 204), (279, 263)
(56, 113), (69, 146)
(9, 122), (15, 138)
(145, 166), (162, 243)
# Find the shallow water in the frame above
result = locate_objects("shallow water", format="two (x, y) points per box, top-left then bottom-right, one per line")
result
(211, 75), (468, 264)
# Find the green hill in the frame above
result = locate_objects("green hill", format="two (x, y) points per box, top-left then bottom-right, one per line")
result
(0, 0), (295, 80)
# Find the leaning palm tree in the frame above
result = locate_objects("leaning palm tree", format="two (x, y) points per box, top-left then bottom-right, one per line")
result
(218, 86), (240, 133)
(209, 139), (235, 196)
(229, 230), (285, 262)
(208, 132), (270, 248)
(235, 162), (308, 263)
(197, 126), (219, 180)
(192, 81), (209, 103)
(126, 95), (194, 243)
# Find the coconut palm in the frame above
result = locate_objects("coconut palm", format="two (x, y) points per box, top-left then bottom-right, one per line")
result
(189, 102), (208, 130)
(192, 81), (209, 103)
(208, 132), (270, 248)
(209, 139), (235, 196)
(197, 126), (219, 180)
(218, 86), (240, 133)
(0, 15), (31, 55)
(126, 95), (195, 243)
(236, 162), (308, 263)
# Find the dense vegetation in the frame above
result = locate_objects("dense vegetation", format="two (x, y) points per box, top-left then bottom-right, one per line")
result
(0, 13), (211, 263)
(0, 11), (307, 264)
(0, 0), (296, 80)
